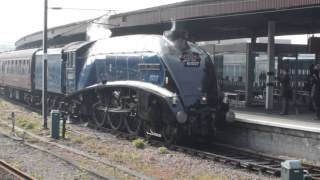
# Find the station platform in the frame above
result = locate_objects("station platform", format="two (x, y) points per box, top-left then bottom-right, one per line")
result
(234, 110), (320, 134)
(216, 107), (320, 162)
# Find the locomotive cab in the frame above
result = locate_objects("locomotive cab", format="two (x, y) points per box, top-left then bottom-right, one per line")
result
(63, 41), (94, 95)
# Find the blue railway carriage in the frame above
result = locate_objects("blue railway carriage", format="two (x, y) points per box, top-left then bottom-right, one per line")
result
(0, 49), (38, 100)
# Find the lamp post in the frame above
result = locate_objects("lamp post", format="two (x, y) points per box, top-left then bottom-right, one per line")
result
(43, 0), (48, 129)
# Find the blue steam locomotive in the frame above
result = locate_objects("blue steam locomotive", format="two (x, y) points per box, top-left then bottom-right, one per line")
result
(0, 30), (231, 143)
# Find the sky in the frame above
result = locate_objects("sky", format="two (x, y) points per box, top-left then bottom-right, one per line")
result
(0, 0), (185, 45)
(0, 0), (315, 46)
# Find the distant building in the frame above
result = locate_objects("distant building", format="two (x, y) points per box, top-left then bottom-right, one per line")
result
(15, 20), (90, 50)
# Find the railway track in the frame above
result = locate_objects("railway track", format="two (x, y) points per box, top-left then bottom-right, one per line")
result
(85, 125), (320, 179)
(0, 160), (34, 180)
(206, 143), (320, 179)
(2, 96), (320, 179)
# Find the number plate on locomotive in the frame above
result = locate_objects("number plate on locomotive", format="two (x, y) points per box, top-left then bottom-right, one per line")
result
(180, 52), (201, 67)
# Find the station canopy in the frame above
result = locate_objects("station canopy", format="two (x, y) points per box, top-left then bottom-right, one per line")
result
(107, 0), (320, 41)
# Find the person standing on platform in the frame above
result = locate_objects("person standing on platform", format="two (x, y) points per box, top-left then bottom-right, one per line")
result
(311, 65), (320, 120)
(305, 64), (315, 112)
(279, 68), (291, 115)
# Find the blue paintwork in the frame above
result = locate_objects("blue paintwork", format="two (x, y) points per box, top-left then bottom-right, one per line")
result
(77, 53), (165, 90)
(35, 49), (64, 94)
(0, 35), (217, 110)
(80, 35), (217, 108)
(77, 56), (97, 90)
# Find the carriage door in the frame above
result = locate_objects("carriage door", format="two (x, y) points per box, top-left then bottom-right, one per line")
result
(66, 52), (76, 94)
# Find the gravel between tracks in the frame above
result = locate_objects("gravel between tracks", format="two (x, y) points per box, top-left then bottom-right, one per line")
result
(0, 98), (277, 179)
(0, 133), (102, 180)
(67, 124), (277, 180)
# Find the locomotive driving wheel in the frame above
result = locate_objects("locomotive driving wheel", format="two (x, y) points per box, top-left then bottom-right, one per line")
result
(92, 102), (108, 128)
(125, 106), (142, 135)
(107, 90), (124, 130)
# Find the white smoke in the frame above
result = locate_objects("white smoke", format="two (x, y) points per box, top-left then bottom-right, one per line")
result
(86, 15), (112, 41)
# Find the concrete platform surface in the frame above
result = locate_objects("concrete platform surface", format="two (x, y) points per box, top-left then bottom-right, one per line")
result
(234, 111), (320, 133)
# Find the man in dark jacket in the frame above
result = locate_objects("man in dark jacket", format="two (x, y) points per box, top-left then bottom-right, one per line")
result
(279, 68), (291, 115)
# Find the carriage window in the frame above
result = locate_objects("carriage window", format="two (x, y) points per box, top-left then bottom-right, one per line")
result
(28, 61), (30, 73)
(23, 60), (26, 74)
(15, 61), (17, 74)
(67, 52), (76, 68)
(67, 54), (71, 67)
(18, 60), (21, 74)
(9, 61), (11, 73)
(72, 53), (75, 67)
(23, 60), (25, 74)
(66, 53), (75, 68)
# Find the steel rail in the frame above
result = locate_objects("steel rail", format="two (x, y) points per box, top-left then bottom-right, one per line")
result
(0, 121), (154, 180)
(0, 160), (34, 180)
